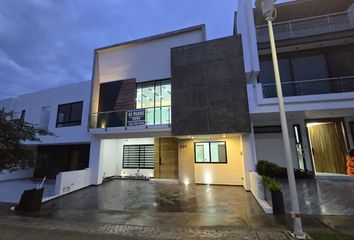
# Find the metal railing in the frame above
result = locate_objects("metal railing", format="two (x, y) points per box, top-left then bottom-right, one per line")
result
(256, 11), (354, 43)
(90, 106), (171, 129)
(262, 76), (354, 98)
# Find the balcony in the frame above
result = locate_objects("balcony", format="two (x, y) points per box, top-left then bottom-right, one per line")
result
(256, 11), (354, 43)
(90, 106), (171, 129)
(262, 76), (354, 98)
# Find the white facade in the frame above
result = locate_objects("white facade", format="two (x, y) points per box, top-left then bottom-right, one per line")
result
(0, 81), (92, 145)
(98, 29), (205, 84)
(237, 0), (354, 174)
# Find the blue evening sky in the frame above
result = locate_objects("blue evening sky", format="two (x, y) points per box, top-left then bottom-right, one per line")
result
(0, 0), (290, 99)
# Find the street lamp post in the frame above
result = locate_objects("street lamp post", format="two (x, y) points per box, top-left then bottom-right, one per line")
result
(257, 0), (307, 239)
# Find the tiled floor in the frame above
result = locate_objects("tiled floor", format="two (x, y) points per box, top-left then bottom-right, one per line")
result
(281, 178), (354, 215)
(0, 179), (55, 203)
(46, 180), (263, 215)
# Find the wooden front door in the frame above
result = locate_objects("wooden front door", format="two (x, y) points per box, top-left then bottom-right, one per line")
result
(154, 138), (178, 179)
(308, 121), (347, 174)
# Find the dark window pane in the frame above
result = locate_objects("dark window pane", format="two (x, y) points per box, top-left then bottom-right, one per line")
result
(70, 102), (83, 122)
(259, 58), (292, 83)
(56, 101), (83, 128)
(292, 55), (329, 81)
(327, 51), (354, 77)
(57, 104), (70, 123)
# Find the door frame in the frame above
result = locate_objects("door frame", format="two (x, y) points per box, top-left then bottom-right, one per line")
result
(304, 117), (350, 174)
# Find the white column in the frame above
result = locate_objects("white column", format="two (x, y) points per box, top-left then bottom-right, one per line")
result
(241, 124), (257, 191)
(88, 136), (103, 185)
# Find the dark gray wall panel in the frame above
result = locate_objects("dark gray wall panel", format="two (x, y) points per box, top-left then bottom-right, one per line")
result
(171, 35), (250, 136)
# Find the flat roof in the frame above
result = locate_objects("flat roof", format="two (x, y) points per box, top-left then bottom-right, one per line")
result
(95, 24), (206, 52)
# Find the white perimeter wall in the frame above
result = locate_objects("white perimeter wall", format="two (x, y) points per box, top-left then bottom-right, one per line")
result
(100, 138), (155, 179)
(98, 29), (204, 83)
(54, 168), (91, 195)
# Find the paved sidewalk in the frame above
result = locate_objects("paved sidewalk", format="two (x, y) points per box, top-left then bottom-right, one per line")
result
(0, 214), (290, 240)
(1, 203), (354, 239)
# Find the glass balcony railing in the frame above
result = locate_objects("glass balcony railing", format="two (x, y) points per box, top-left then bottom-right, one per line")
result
(262, 76), (354, 98)
(256, 11), (354, 43)
(90, 106), (171, 129)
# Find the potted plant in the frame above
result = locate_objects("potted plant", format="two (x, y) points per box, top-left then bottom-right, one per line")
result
(262, 176), (285, 215)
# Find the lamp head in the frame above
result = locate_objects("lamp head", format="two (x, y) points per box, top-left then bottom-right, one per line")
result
(258, 0), (276, 20)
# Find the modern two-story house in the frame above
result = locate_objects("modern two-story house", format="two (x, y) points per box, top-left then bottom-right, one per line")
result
(87, 25), (254, 188)
(1, 0), (353, 200)
(242, 0), (354, 176)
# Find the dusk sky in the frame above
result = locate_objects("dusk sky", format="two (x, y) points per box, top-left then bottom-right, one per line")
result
(0, 0), (290, 99)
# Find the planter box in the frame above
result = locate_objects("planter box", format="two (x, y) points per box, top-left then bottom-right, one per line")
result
(16, 188), (44, 211)
(265, 188), (285, 215)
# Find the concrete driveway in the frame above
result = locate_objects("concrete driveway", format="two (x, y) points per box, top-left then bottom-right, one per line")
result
(2, 179), (354, 239)
(38, 180), (263, 228)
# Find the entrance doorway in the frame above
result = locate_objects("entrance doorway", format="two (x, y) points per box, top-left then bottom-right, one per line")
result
(307, 119), (348, 174)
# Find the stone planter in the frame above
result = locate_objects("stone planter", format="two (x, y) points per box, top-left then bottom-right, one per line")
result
(265, 188), (285, 215)
(16, 188), (44, 211)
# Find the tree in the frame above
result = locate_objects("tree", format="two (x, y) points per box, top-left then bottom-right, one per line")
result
(0, 109), (53, 172)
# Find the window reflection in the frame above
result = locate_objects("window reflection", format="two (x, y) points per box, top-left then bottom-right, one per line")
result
(136, 79), (171, 125)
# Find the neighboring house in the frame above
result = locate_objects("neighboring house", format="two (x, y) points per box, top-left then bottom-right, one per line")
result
(237, 0), (354, 176)
(0, 81), (93, 184)
(1, 0), (353, 199)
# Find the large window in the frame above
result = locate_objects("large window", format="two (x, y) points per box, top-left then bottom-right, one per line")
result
(195, 142), (227, 163)
(259, 44), (354, 84)
(56, 101), (83, 128)
(123, 145), (154, 169)
(136, 79), (171, 125)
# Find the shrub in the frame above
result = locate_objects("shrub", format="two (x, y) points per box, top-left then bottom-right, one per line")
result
(256, 161), (315, 179)
(262, 176), (281, 192)
(256, 160), (282, 177)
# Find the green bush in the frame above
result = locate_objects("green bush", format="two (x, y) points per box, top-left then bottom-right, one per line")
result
(256, 160), (315, 179)
(256, 160), (282, 177)
(262, 176), (281, 192)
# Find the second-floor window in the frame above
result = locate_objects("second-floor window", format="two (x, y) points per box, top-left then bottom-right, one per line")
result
(56, 101), (83, 128)
(136, 79), (171, 125)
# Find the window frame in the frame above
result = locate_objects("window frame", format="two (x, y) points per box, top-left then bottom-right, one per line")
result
(56, 101), (83, 128)
(122, 144), (154, 169)
(194, 141), (227, 164)
(136, 78), (171, 125)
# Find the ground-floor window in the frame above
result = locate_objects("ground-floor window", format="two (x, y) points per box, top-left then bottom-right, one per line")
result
(195, 142), (227, 163)
(123, 145), (154, 169)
